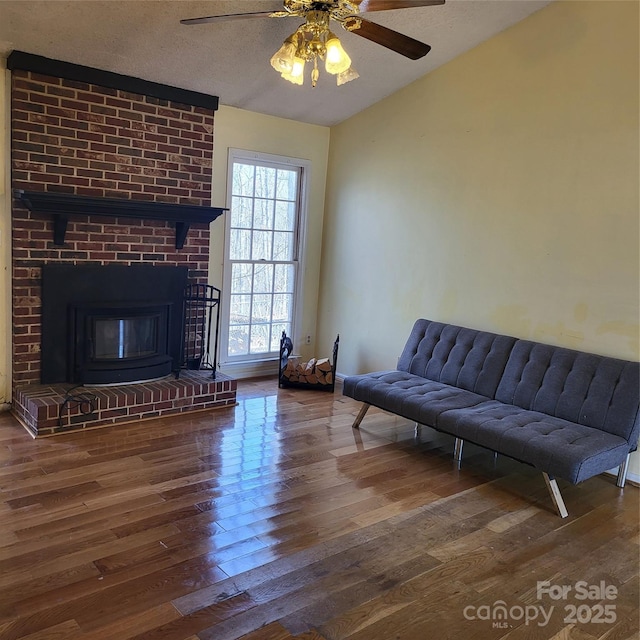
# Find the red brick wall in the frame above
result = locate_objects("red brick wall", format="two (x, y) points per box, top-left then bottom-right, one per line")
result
(11, 70), (216, 387)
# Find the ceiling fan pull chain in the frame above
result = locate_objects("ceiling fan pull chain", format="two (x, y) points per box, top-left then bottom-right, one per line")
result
(312, 57), (320, 88)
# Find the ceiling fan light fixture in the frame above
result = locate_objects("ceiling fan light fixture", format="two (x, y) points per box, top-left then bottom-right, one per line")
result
(271, 11), (357, 87)
(336, 65), (359, 86)
(324, 32), (351, 75)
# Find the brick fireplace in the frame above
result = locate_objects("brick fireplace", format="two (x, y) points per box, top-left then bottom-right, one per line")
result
(8, 52), (236, 436)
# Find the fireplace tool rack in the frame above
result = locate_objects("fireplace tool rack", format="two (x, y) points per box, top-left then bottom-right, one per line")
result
(181, 284), (221, 379)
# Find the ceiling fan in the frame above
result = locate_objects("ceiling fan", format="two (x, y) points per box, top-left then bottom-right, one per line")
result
(181, 0), (445, 87)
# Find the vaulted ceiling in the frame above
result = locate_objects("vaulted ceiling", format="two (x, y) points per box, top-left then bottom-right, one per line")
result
(0, 1), (551, 126)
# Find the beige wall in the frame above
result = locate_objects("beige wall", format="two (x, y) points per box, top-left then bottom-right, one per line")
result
(211, 105), (330, 369)
(0, 65), (10, 408)
(318, 2), (639, 471)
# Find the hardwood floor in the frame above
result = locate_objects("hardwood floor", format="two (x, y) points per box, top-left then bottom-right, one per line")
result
(0, 378), (637, 640)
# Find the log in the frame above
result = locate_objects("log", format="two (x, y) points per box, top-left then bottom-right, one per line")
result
(316, 358), (332, 372)
(305, 358), (317, 374)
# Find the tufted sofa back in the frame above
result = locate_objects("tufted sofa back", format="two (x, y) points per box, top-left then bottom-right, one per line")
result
(495, 340), (639, 442)
(397, 320), (516, 399)
(397, 319), (640, 445)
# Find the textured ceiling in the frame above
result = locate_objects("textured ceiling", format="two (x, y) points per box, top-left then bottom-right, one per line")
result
(0, 0), (551, 126)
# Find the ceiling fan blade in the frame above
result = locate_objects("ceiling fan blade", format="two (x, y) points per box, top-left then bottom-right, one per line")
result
(355, 0), (444, 12)
(181, 11), (275, 25)
(349, 17), (431, 59)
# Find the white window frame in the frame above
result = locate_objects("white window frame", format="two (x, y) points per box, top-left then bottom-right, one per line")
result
(220, 148), (310, 370)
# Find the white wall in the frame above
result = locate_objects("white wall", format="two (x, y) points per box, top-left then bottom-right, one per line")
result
(210, 105), (330, 374)
(318, 1), (639, 473)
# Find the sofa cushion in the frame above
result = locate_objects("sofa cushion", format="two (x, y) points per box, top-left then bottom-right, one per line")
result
(437, 401), (630, 483)
(495, 340), (640, 445)
(397, 320), (517, 399)
(342, 370), (489, 426)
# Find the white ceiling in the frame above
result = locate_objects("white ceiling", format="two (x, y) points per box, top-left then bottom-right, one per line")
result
(0, 0), (551, 126)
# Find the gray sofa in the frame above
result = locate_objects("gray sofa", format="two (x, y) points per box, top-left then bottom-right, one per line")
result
(343, 319), (639, 517)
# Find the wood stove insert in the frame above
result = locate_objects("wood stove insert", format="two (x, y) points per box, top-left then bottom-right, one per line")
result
(70, 301), (173, 384)
(41, 264), (189, 384)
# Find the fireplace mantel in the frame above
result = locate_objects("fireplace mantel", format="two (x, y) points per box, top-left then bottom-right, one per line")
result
(15, 190), (227, 249)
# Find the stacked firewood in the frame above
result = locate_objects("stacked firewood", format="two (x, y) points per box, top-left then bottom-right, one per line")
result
(281, 357), (333, 386)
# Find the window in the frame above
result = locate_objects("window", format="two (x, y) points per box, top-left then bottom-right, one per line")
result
(222, 151), (308, 363)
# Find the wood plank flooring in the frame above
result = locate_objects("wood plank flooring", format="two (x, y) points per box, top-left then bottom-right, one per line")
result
(0, 378), (637, 640)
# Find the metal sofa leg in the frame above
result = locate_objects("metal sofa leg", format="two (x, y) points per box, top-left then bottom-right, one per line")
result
(352, 403), (371, 429)
(617, 454), (630, 488)
(542, 472), (569, 518)
(454, 438), (464, 462)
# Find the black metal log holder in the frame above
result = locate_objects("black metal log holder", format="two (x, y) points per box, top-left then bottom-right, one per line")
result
(181, 284), (221, 378)
(279, 331), (340, 392)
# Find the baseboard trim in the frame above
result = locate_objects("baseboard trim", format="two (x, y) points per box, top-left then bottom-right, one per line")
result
(605, 469), (640, 487)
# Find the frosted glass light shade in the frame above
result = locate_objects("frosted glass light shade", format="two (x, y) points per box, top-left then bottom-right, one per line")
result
(325, 34), (351, 75)
(291, 57), (305, 78)
(336, 65), (359, 86)
(282, 57), (305, 85)
(270, 37), (297, 74)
